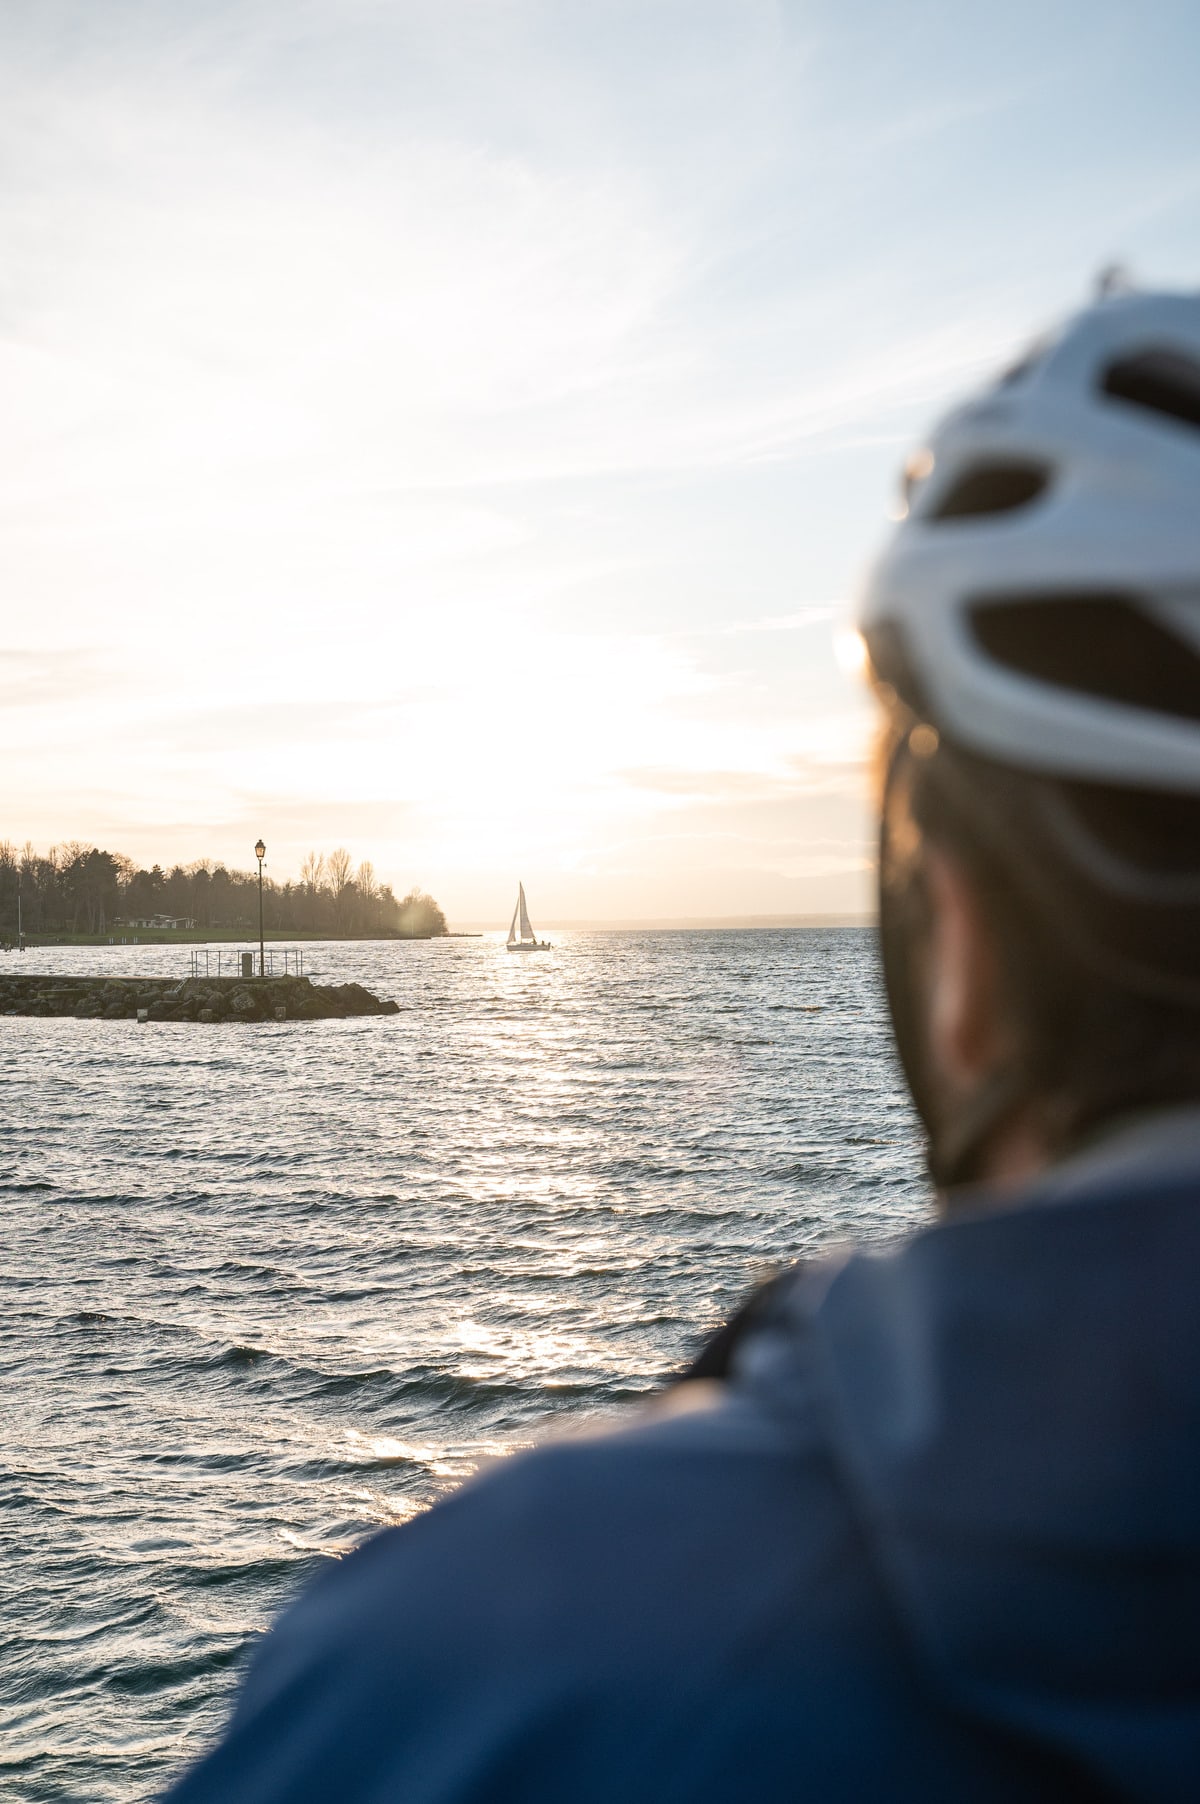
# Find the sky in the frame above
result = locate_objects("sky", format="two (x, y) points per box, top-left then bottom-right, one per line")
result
(3, 0), (1199, 924)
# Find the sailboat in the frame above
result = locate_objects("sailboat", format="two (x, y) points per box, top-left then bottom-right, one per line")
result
(506, 882), (550, 951)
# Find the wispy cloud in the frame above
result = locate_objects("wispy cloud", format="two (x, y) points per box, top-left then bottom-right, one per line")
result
(1, 1), (1197, 916)
(0, 649), (120, 708)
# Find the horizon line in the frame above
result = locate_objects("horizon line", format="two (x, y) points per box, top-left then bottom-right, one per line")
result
(455, 913), (874, 932)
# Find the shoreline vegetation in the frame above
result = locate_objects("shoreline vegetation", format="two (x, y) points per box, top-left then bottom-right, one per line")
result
(10, 928), (451, 948)
(0, 840), (447, 943)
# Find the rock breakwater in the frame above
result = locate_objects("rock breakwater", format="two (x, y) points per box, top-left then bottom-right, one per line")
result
(0, 974), (400, 1023)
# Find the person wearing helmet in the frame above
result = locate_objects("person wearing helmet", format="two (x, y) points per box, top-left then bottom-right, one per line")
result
(163, 291), (1200, 1804)
(863, 289), (1200, 1195)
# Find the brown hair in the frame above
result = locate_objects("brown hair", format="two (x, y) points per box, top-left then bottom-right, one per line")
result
(879, 713), (1200, 1159)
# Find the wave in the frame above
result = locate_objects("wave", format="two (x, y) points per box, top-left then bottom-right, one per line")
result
(99, 1640), (249, 1696)
(7, 927), (924, 1804)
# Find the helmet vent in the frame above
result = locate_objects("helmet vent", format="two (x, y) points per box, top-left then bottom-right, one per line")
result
(969, 594), (1200, 725)
(1102, 348), (1200, 433)
(1065, 781), (1200, 879)
(929, 462), (1049, 520)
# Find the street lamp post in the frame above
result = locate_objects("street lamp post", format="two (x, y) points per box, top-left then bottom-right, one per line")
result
(255, 839), (266, 978)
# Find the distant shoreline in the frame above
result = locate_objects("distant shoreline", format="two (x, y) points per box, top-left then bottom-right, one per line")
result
(6, 916), (875, 950)
(456, 915), (875, 932)
(6, 929), (441, 948)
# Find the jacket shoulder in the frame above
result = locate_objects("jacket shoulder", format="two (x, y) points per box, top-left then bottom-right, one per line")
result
(168, 1374), (911, 1802)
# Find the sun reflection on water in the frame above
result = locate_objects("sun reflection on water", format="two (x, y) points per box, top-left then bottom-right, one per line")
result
(5, 929), (924, 1800)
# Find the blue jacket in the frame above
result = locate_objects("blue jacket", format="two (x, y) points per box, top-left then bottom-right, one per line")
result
(165, 1114), (1200, 1801)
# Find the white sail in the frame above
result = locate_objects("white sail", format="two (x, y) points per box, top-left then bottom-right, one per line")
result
(505, 882), (549, 950)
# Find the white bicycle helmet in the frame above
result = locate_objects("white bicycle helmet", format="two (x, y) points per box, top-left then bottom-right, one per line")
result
(858, 288), (1200, 1183)
(858, 288), (1200, 793)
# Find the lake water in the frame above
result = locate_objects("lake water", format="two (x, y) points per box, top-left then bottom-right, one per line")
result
(2, 930), (926, 1802)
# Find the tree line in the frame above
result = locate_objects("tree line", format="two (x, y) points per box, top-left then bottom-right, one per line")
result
(0, 841), (448, 939)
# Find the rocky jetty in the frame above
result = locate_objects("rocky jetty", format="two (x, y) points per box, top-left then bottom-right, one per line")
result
(0, 973), (399, 1023)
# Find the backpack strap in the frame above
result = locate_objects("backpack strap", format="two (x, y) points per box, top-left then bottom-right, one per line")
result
(676, 1266), (807, 1381)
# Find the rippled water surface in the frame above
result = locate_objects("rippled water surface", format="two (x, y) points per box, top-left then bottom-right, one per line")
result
(3, 930), (925, 1801)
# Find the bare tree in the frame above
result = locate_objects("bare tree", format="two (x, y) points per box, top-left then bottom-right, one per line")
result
(326, 847), (352, 890)
(0, 841), (15, 937)
(326, 847), (353, 930)
(300, 850), (325, 895)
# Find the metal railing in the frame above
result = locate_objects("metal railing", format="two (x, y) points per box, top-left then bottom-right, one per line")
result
(187, 948), (306, 979)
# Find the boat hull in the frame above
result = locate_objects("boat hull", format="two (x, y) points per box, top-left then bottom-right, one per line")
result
(506, 942), (550, 952)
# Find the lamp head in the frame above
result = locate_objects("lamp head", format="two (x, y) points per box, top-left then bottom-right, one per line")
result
(254, 839), (266, 862)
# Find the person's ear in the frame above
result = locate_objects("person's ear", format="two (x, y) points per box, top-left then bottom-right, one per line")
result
(922, 843), (1007, 1098)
